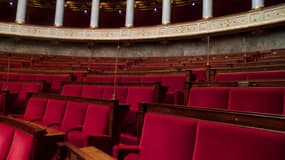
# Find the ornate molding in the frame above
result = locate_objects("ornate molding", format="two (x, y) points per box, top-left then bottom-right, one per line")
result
(0, 4), (285, 41)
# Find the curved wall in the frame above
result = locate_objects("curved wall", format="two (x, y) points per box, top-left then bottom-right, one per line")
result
(0, 27), (284, 57)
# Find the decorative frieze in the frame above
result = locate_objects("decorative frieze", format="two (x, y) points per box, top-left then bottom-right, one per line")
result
(0, 4), (284, 41)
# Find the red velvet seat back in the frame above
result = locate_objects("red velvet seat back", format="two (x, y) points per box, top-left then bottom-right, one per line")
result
(36, 75), (53, 84)
(140, 76), (161, 83)
(0, 124), (14, 159)
(24, 97), (47, 121)
(81, 85), (104, 99)
(84, 76), (102, 83)
(192, 70), (206, 82)
(138, 113), (197, 160)
(101, 76), (116, 83)
(126, 87), (156, 111)
(247, 70), (285, 80)
(229, 88), (284, 114)
(18, 83), (42, 100)
(161, 75), (185, 93)
(82, 103), (111, 135)
(188, 87), (229, 109)
(193, 120), (285, 160)
(103, 86), (128, 103)
(6, 129), (34, 160)
(61, 84), (83, 96)
(52, 76), (70, 90)
(1, 82), (21, 94)
(41, 99), (66, 125)
(60, 101), (87, 131)
(215, 72), (247, 81)
(119, 76), (141, 83)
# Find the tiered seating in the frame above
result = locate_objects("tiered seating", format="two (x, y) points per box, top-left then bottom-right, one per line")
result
(114, 103), (285, 160)
(61, 82), (166, 145)
(85, 70), (190, 104)
(0, 79), (44, 114)
(11, 93), (129, 153)
(215, 70), (285, 81)
(0, 72), (72, 92)
(185, 81), (285, 115)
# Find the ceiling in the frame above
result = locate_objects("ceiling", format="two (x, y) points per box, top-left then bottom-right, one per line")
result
(0, 0), (284, 28)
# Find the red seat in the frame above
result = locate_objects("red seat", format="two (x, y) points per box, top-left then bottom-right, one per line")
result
(0, 124), (14, 159)
(193, 120), (285, 160)
(140, 76), (161, 83)
(22, 97), (47, 121)
(119, 76), (141, 83)
(192, 70), (206, 82)
(161, 75), (186, 104)
(18, 83), (42, 100)
(81, 85), (104, 99)
(188, 87), (229, 109)
(52, 101), (87, 132)
(37, 99), (66, 126)
(103, 86), (128, 103)
(122, 113), (197, 160)
(215, 72), (247, 81)
(61, 84), (83, 97)
(247, 70), (285, 80)
(1, 82), (21, 94)
(51, 75), (71, 91)
(68, 103), (111, 147)
(6, 129), (34, 160)
(228, 88), (284, 114)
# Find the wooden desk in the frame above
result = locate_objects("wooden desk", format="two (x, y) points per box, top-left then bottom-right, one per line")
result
(80, 146), (115, 160)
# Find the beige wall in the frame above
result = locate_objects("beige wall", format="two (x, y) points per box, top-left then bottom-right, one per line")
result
(0, 28), (285, 57)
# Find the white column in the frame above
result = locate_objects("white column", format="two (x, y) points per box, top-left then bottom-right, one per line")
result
(252, 0), (264, 9)
(125, 0), (134, 27)
(15, 0), (27, 24)
(90, 0), (100, 28)
(162, 0), (171, 25)
(54, 0), (65, 27)
(202, 0), (212, 19)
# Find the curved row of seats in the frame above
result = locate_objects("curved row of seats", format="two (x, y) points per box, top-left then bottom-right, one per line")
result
(84, 73), (189, 104)
(114, 103), (285, 160)
(0, 72), (72, 91)
(215, 70), (285, 81)
(61, 82), (164, 145)
(187, 87), (285, 115)
(11, 93), (128, 153)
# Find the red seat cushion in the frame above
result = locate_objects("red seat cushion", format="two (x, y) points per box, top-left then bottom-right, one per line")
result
(188, 87), (229, 109)
(229, 88), (284, 114)
(0, 124), (14, 159)
(193, 120), (285, 160)
(138, 113), (197, 160)
(6, 129), (34, 160)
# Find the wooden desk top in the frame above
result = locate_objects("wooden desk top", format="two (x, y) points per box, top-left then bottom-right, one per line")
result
(20, 120), (65, 136)
(80, 146), (115, 160)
